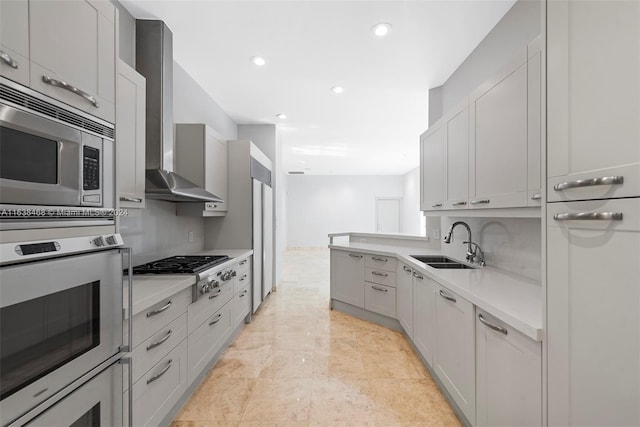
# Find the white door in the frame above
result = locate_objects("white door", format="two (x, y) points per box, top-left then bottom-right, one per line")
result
(376, 198), (400, 233)
(251, 179), (262, 313)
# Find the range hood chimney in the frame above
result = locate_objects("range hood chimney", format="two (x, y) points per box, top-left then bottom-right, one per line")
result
(135, 20), (223, 203)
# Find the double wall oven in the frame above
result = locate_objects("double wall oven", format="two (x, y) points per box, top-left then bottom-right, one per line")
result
(0, 77), (131, 427)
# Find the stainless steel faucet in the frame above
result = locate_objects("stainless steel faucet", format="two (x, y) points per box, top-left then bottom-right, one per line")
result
(443, 221), (485, 266)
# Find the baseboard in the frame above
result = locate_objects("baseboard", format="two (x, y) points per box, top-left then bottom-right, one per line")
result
(330, 299), (403, 332)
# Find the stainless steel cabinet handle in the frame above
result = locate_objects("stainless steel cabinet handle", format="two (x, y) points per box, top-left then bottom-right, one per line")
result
(209, 314), (223, 326)
(120, 196), (143, 203)
(412, 272), (423, 280)
(432, 203), (443, 208)
(452, 201), (467, 206)
(478, 313), (508, 335)
(42, 75), (100, 108)
(0, 50), (18, 68)
(403, 266), (412, 273)
(146, 301), (172, 317)
(554, 175), (623, 191)
(146, 330), (172, 351)
(371, 256), (388, 262)
(371, 271), (388, 277)
(239, 274), (248, 282)
(146, 359), (172, 384)
(239, 260), (247, 265)
(530, 193), (541, 200)
(209, 289), (222, 299)
(471, 199), (490, 205)
(349, 253), (363, 258)
(371, 285), (388, 292)
(553, 212), (623, 221)
(439, 290), (457, 303)
(240, 290), (248, 297)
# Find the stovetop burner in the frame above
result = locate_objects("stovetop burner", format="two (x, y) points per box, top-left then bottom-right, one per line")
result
(132, 255), (230, 275)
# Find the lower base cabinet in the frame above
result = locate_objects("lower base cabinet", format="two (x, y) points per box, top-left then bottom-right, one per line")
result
(476, 309), (542, 427)
(187, 305), (233, 384)
(233, 283), (251, 327)
(364, 282), (396, 318)
(413, 272), (436, 366)
(330, 250), (365, 308)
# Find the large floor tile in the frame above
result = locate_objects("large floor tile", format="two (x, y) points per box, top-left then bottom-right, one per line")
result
(241, 378), (312, 422)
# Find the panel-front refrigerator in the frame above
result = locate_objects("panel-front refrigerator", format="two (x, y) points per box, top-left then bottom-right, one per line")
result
(252, 178), (273, 313)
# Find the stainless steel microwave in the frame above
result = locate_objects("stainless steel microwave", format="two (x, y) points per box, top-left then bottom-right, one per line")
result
(0, 78), (115, 230)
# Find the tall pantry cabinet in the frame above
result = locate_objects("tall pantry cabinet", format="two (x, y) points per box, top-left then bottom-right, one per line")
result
(546, 1), (640, 426)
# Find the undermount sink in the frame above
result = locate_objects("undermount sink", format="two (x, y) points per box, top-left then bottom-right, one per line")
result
(410, 255), (476, 269)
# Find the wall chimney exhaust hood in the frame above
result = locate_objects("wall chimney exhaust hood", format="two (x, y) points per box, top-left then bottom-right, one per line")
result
(136, 20), (223, 203)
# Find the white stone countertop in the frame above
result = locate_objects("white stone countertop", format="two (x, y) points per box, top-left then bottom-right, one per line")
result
(126, 249), (253, 317)
(329, 241), (542, 341)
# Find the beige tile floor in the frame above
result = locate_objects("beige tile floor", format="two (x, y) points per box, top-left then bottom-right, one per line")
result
(172, 248), (461, 427)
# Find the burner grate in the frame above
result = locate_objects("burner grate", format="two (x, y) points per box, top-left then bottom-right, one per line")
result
(132, 255), (229, 275)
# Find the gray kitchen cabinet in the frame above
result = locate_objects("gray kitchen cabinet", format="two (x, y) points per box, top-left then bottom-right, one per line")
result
(444, 101), (470, 210)
(0, 0), (29, 86)
(396, 263), (414, 338)
(187, 304), (233, 384)
(116, 59), (146, 209)
(469, 50), (528, 209)
(547, 198), (640, 426)
(28, 0), (116, 122)
(187, 279), (233, 335)
(131, 288), (191, 349)
(412, 271), (436, 366)
(232, 256), (252, 327)
(330, 249), (365, 308)
(547, 0), (640, 202)
(434, 283), (475, 424)
(420, 121), (446, 210)
(364, 282), (396, 318)
(176, 123), (228, 216)
(527, 36), (542, 206)
(476, 308), (542, 427)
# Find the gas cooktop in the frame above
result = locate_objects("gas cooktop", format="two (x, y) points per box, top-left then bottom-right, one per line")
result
(132, 255), (229, 275)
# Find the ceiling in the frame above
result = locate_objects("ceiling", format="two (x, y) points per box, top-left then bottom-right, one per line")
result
(120, 0), (515, 175)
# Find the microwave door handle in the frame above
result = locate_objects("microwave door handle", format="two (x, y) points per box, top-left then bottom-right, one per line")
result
(120, 248), (132, 353)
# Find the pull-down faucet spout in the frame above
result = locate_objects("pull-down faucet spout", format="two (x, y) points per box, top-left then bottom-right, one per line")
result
(443, 221), (484, 265)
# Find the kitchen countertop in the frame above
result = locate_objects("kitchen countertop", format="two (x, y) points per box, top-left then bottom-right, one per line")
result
(329, 241), (542, 341)
(126, 249), (253, 317)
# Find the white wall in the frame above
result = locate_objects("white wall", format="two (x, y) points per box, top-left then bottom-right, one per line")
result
(287, 175), (403, 248)
(401, 167), (422, 235)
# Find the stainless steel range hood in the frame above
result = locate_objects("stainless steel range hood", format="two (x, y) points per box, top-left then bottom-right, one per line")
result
(136, 20), (223, 203)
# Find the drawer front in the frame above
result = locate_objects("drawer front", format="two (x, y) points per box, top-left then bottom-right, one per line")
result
(187, 281), (233, 334)
(131, 313), (187, 383)
(233, 283), (251, 327)
(188, 305), (233, 384)
(132, 339), (188, 427)
(364, 254), (397, 272)
(132, 288), (191, 348)
(364, 283), (396, 318)
(235, 269), (252, 294)
(235, 256), (251, 277)
(365, 267), (397, 287)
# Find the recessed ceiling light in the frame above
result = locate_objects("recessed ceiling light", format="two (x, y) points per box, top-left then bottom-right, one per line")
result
(331, 86), (344, 94)
(250, 56), (266, 66)
(276, 113), (287, 119)
(372, 22), (392, 37)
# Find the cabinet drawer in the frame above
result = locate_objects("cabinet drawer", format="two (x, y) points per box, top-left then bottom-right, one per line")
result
(235, 256), (251, 277)
(187, 281), (233, 334)
(364, 254), (397, 272)
(131, 339), (188, 427)
(233, 283), (251, 327)
(235, 269), (251, 294)
(188, 305), (233, 384)
(132, 288), (191, 348)
(364, 267), (397, 287)
(131, 313), (187, 383)
(364, 283), (396, 318)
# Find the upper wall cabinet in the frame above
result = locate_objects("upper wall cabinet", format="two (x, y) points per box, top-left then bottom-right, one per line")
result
(444, 101), (470, 210)
(527, 36), (542, 206)
(547, 1), (640, 202)
(0, 0), (30, 86)
(116, 60), (146, 209)
(12, 0), (117, 123)
(420, 121), (446, 210)
(175, 123), (228, 216)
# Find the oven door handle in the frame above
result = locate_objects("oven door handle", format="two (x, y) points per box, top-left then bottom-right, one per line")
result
(120, 248), (133, 353)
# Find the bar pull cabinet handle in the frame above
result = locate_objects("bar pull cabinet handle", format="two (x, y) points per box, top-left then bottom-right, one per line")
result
(146, 301), (172, 317)
(239, 259), (248, 265)
(371, 271), (388, 277)
(412, 272), (423, 280)
(209, 289), (222, 299)
(349, 253), (363, 258)
(452, 201), (467, 206)
(239, 274), (248, 282)
(371, 256), (388, 262)
(209, 313), (223, 326)
(42, 75), (100, 107)
(530, 193), (541, 200)
(371, 285), (388, 292)
(403, 266), (412, 273)
(439, 290), (457, 303)
(120, 248), (133, 352)
(478, 313), (508, 335)
(432, 203), (443, 208)
(470, 199), (490, 205)
(554, 176), (623, 191)
(0, 50), (18, 68)
(146, 330), (172, 351)
(146, 359), (172, 384)
(120, 196), (143, 203)
(553, 212), (623, 221)
(240, 290), (248, 297)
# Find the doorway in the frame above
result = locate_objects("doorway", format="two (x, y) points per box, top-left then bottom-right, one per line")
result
(375, 197), (401, 233)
